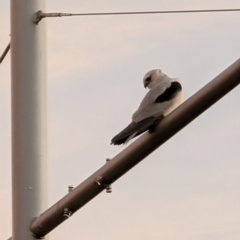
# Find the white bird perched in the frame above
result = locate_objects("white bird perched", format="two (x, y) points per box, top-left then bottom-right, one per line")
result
(111, 69), (183, 145)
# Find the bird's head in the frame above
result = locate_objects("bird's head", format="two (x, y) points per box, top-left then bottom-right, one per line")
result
(143, 69), (165, 89)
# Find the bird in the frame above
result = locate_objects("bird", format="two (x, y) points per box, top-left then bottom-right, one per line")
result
(111, 69), (183, 145)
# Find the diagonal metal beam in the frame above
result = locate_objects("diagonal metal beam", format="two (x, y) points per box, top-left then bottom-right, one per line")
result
(0, 43), (10, 64)
(30, 59), (240, 238)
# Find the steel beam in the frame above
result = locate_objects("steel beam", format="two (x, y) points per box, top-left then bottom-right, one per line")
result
(30, 59), (240, 238)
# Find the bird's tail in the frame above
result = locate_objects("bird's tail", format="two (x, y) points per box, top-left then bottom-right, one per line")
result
(111, 117), (156, 145)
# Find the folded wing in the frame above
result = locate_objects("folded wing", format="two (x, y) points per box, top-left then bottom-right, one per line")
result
(111, 117), (156, 145)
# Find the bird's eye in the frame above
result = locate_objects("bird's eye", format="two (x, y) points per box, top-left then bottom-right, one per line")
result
(145, 76), (151, 82)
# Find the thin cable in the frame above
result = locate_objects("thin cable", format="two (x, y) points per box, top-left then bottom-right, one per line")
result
(67, 8), (240, 16)
(35, 8), (240, 23)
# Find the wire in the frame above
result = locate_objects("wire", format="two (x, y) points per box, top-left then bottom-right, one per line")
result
(36, 8), (240, 22)
(63, 8), (240, 16)
(3, 8), (240, 62)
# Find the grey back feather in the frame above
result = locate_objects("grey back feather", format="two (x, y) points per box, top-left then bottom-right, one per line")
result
(132, 77), (172, 122)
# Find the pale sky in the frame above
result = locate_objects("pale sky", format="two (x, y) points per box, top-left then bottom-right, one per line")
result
(0, 1), (240, 240)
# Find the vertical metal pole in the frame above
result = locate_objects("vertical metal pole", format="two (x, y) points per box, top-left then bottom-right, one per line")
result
(11, 0), (47, 240)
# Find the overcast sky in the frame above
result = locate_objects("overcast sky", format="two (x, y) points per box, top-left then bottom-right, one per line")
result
(0, 1), (240, 240)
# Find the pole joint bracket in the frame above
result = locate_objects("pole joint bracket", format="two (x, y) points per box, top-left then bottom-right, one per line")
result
(34, 10), (45, 24)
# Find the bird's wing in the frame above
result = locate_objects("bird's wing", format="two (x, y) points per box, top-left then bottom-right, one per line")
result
(132, 80), (171, 122)
(111, 117), (156, 145)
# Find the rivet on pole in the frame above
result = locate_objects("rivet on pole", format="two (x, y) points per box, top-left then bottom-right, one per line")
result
(63, 208), (72, 218)
(105, 158), (112, 193)
(95, 176), (103, 186)
(68, 185), (74, 192)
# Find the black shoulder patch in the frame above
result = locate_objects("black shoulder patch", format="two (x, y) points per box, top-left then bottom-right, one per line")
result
(154, 81), (182, 103)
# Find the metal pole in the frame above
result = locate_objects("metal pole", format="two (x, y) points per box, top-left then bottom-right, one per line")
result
(11, 0), (47, 240)
(30, 58), (240, 238)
